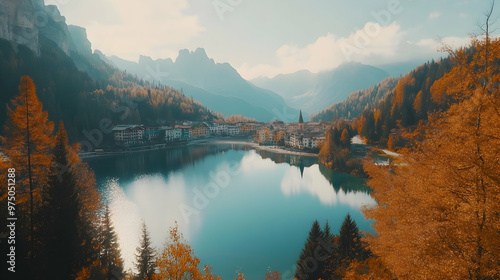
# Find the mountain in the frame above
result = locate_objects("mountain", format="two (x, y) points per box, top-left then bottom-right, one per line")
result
(105, 49), (299, 122)
(0, 0), (219, 143)
(251, 63), (389, 114)
(312, 77), (400, 122)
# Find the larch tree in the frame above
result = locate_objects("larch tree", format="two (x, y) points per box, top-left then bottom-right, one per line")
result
(0, 76), (54, 278)
(135, 221), (157, 280)
(154, 222), (206, 280)
(363, 9), (500, 279)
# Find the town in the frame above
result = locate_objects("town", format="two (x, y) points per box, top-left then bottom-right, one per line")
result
(111, 111), (328, 151)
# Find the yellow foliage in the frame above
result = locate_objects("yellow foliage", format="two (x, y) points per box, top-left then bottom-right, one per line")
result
(363, 33), (500, 279)
(154, 222), (220, 280)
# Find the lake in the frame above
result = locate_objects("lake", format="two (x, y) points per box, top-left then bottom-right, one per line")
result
(85, 142), (375, 280)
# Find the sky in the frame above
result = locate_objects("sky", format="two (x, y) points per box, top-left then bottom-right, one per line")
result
(46, 0), (496, 79)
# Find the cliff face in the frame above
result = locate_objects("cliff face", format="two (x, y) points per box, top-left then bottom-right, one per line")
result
(68, 25), (92, 56)
(0, 0), (39, 54)
(0, 0), (90, 56)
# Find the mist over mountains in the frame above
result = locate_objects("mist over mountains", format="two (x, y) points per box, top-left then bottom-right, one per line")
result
(251, 63), (389, 114)
(104, 49), (300, 122)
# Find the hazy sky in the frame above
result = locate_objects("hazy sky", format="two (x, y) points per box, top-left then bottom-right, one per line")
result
(47, 0), (495, 79)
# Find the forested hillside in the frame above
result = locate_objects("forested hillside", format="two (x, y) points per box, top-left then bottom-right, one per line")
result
(357, 58), (453, 145)
(0, 38), (219, 142)
(312, 77), (399, 122)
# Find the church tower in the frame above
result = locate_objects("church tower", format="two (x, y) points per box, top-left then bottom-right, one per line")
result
(298, 110), (304, 130)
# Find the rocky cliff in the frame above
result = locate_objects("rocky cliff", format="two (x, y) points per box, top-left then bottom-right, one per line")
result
(0, 0), (39, 54)
(0, 0), (91, 56)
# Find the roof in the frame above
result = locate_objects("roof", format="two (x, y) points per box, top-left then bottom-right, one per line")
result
(112, 125), (142, 131)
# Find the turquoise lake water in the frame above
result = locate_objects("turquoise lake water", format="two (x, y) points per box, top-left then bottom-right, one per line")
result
(85, 142), (375, 280)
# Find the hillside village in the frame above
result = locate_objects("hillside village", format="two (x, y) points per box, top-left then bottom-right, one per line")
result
(111, 111), (327, 151)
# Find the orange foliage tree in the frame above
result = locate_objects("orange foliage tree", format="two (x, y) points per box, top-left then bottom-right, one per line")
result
(0, 76), (55, 277)
(154, 222), (220, 280)
(362, 15), (500, 279)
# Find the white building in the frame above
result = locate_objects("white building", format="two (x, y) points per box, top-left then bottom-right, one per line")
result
(164, 127), (182, 142)
(227, 125), (240, 136)
(112, 125), (144, 147)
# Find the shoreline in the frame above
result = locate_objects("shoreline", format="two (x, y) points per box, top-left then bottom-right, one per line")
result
(80, 137), (319, 160)
(254, 145), (318, 157)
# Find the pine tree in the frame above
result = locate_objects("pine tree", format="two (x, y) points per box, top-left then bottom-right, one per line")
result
(295, 220), (325, 280)
(135, 221), (156, 280)
(39, 121), (101, 279)
(338, 214), (368, 261)
(325, 214), (371, 279)
(101, 205), (125, 280)
(41, 121), (80, 279)
(317, 221), (334, 278)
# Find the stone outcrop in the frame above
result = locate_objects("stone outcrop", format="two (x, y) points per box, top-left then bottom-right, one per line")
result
(0, 0), (91, 56)
(0, 0), (40, 54)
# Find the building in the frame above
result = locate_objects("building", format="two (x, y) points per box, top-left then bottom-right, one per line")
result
(302, 133), (325, 149)
(175, 125), (192, 140)
(192, 123), (209, 138)
(165, 127), (182, 142)
(208, 124), (226, 135)
(227, 125), (240, 136)
(256, 127), (273, 143)
(143, 127), (163, 142)
(239, 123), (261, 134)
(112, 125), (144, 147)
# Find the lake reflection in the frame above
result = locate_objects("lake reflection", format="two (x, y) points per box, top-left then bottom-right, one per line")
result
(85, 143), (375, 280)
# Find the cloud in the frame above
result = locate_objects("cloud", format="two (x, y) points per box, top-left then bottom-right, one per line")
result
(49, 0), (204, 61)
(280, 165), (376, 208)
(238, 22), (405, 79)
(417, 36), (471, 52)
(428, 11), (441, 20)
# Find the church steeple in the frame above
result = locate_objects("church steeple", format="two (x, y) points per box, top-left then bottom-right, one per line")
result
(298, 110), (304, 130)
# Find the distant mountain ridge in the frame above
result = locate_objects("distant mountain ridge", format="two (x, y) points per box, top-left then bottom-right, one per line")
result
(105, 49), (300, 122)
(251, 63), (389, 114)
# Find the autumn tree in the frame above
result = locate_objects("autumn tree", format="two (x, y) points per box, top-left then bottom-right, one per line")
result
(154, 222), (219, 280)
(340, 128), (350, 148)
(0, 76), (54, 278)
(135, 221), (157, 280)
(363, 11), (500, 279)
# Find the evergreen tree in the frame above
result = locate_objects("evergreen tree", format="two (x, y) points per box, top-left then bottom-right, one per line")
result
(338, 214), (369, 262)
(40, 121), (101, 279)
(41, 121), (80, 279)
(322, 214), (372, 279)
(295, 220), (326, 280)
(135, 221), (156, 280)
(100, 205), (125, 280)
